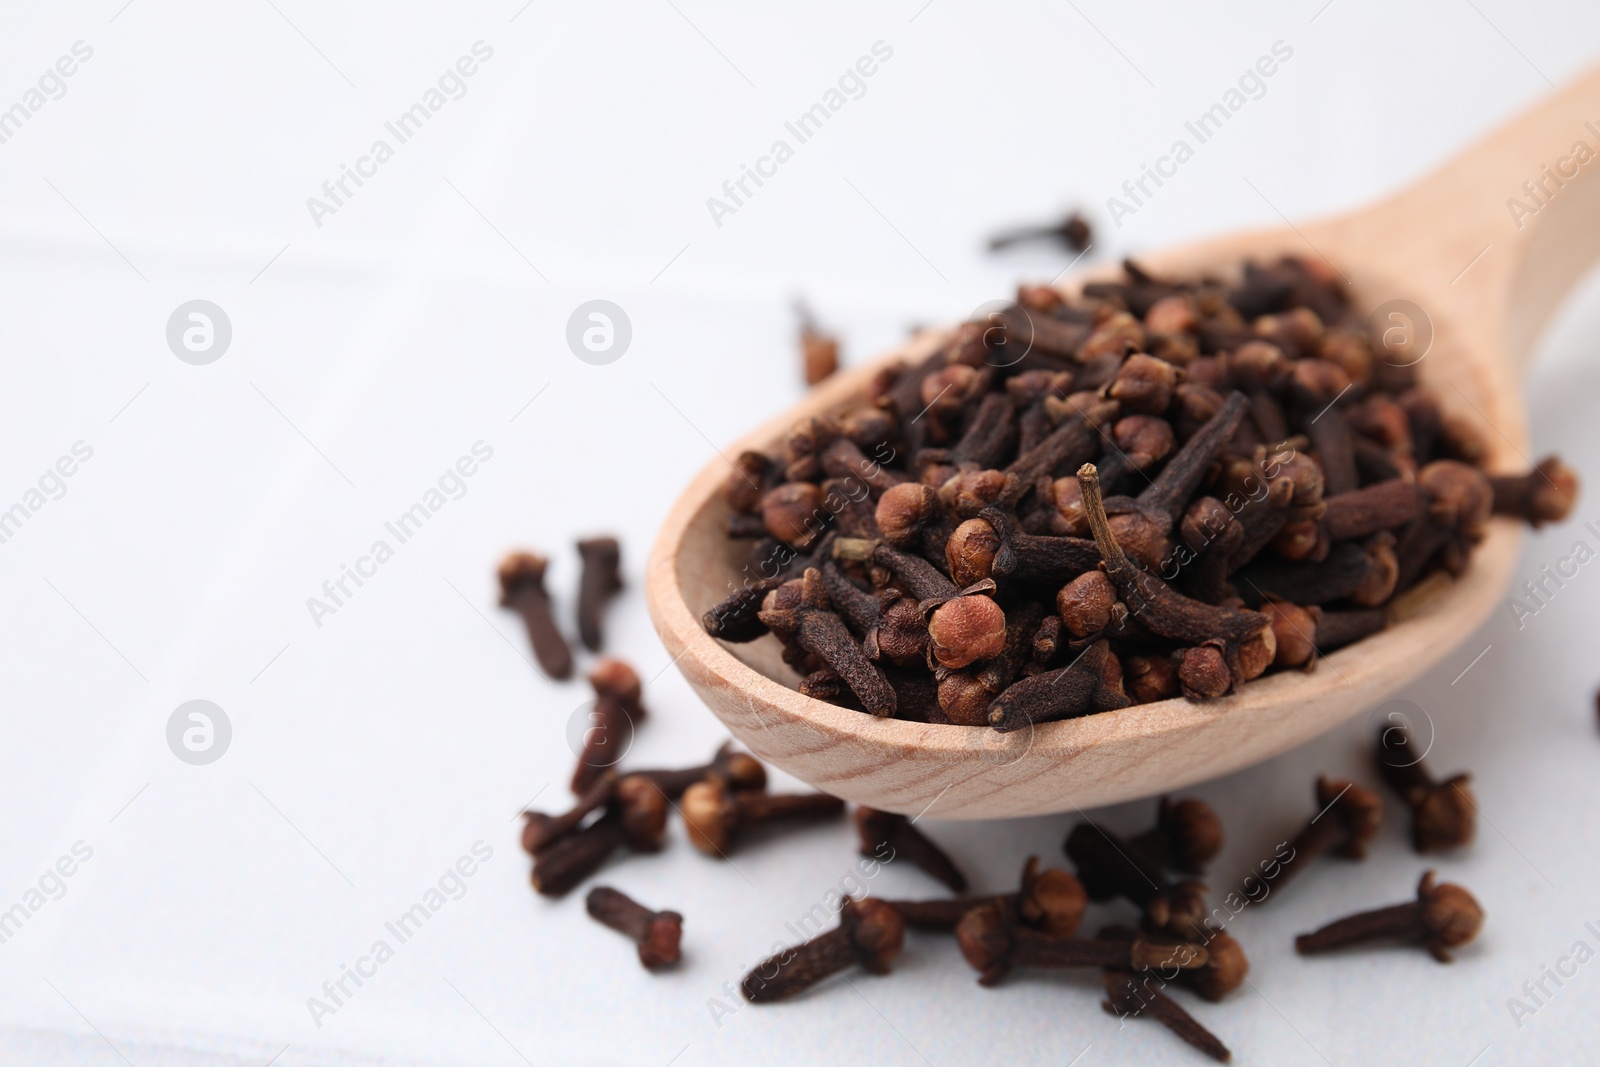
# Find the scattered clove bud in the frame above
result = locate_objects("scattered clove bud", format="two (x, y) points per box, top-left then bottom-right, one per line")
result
(1374, 721), (1475, 853)
(1295, 870), (1484, 962)
(956, 902), (1208, 986)
(796, 300), (840, 386)
(855, 807), (967, 892)
(1102, 967), (1232, 1063)
(522, 772), (615, 855)
(886, 856), (1086, 935)
(627, 740), (766, 800)
(585, 886), (683, 969)
(571, 659), (646, 795)
(575, 537), (622, 652)
(1128, 797), (1224, 875)
(530, 775), (668, 897)
(681, 775), (844, 855)
(1489, 455), (1579, 527)
(742, 897), (904, 1002)
(988, 211), (1092, 253)
(1245, 776), (1381, 901)
(498, 552), (573, 680)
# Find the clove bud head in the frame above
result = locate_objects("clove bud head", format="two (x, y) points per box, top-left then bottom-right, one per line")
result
(1418, 870), (1485, 957)
(1410, 774), (1476, 853)
(927, 596), (1007, 669)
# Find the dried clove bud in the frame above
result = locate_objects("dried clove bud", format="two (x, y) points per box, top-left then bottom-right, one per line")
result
(522, 772), (615, 855)
(742, 897), (904, 1002)
(855, 808), (967, 891)
(988, 638), (1128, 731)
(571, 659), (647, 795)
(1245, 776), (1381, 901)
(1079, 464), (1274, 693)
(987, 211), (1092, 253)
(1102, 967), (1232, 1063)
(1489, 455), (1579, 527)
(926, 595), (1007, 669)
(796, 300), (839, 385)
(886, 856), (1086, 936)
(956, 902), (1208, 986)
(530, 777), (667, 897)
(1295, 870), (1483, 962)
(1374, 722), (1474, 853)
(760, 569), (897, 715)
(498, 552), (573, 680)
(575, 537), (622, 652)
(681, 775), (844, 855)
(628, 740), (766, 799)
(585, 886), (683, 969)
(1129, 797), (1224, 875)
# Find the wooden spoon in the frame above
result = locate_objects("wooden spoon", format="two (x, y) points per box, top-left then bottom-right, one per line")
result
(646, 70), (1600, 818)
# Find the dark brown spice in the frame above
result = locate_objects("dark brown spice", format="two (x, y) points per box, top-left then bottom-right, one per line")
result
(1244, 776), (1381, 902)
(760, 569), (897, 715)
(585, 886), (683, 969)
(571, 660), (647, 795)
(627, 740), (766, 800)
(530, 778), (667, 897)
(855, 808), (968, 891)
(681, 775), (844, 855)
(523, 772), (615, 855)
(956, 902), (1208, 986)
(742, 897), (904, 1002)
(988, 638), (1128, 731)
(704, 258), (1578, 730)
(796, 301), (839, 386)
(1295, 870), (1483, 962)
(575, 537), (622, 652)
(498, 552), (573, 680)
(1080, 464), (1275, 693)
(1374, 721), (1475, 852)
(1490, 455), (1579, 527)
(885, 856), (1086, 935)
(1102, 968), (1232, 1063)
(1129, 797), (1224, 875)
(987, 211), (1092, 253)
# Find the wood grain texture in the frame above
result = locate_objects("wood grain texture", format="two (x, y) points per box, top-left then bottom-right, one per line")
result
(646, 68), (1600, 818)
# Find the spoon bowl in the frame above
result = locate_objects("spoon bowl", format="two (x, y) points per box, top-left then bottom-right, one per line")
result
(646, 70), (1600, 818)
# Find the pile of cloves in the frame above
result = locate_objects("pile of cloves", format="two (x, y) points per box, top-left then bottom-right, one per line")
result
(703, 256), (1579, 727)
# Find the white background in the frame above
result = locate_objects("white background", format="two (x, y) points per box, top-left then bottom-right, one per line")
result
(1, 1), (1599, 1064)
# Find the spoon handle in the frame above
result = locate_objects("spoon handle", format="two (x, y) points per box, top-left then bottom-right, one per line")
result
(1316, 66), (1600, 378)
